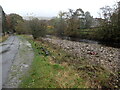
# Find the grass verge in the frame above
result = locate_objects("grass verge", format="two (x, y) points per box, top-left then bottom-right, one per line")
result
(0, 35), (9, 43)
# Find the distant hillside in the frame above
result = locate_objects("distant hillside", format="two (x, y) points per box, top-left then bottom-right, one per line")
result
(23, 16), (53, 20)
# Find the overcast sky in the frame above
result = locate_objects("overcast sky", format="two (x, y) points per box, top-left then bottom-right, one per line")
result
(0, 0), (119, 18)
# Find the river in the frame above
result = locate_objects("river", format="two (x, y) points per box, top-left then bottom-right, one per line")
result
(60, 36), (120, 48)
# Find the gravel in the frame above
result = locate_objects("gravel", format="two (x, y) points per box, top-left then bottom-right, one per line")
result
(43, 37), (120, 73)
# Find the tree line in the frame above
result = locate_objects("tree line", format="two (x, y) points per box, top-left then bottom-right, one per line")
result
(96, 3), (120, 43)
(1, 2), (120, 43)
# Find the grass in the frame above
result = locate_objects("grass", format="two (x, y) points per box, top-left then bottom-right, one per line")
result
(19, 35), (118, 88)
(19, 35), (87, 88)
(0, 35), (9, 43)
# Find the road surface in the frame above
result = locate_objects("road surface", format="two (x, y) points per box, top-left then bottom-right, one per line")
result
(0, 36), (20, 87)
(0, 35), (34, 88)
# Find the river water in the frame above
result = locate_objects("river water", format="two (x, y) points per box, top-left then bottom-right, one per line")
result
(46, 35), (120, 48)
(61, 36), (120, 48)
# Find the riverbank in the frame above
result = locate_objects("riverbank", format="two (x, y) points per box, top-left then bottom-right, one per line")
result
(20, 35), (119, 88)
(43, 36), (120, 73)
(20, 35), (89, 88)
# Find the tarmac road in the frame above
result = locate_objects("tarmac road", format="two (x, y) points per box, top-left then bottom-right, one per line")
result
(0, 35), (20, 87)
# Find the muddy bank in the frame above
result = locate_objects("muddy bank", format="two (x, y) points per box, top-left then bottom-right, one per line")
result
(43, 37), (120, 73)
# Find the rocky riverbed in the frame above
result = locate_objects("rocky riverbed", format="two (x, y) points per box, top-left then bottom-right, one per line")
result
(43, 37), (120, 73)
